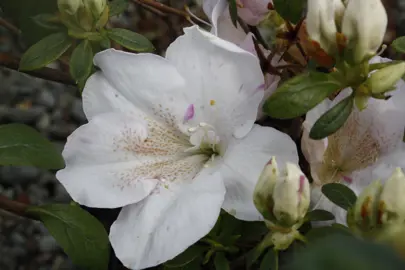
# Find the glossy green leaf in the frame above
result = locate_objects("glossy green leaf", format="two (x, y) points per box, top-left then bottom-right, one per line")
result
(309, 95), (354, 139)
(263, 72), (342, 119)
(273, 0), (304, 24)
(228, 0), (238, 27)
(305, 209), (335, 222)
(107, 28), (154, 52)
(20, 32), (72, 71)
(322, 183), (357, 211)
(69, 40), (93, 83)
(26, 204), (109, 270)
(260, 249), (277, 270)
(108, 0), (129, 17)
(392, 36), (405, 54)
(165, 245), (206, 268)
(214, 252), (230, 270)
(0, 124), (64, 169)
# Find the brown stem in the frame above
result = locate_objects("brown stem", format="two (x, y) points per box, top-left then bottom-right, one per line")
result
(0, 194), (37, 220)
(247, 25), (270, 50)
(0, 17), (20, 35)
(133, 0), (191, 22)
(0, 53), (76, 86)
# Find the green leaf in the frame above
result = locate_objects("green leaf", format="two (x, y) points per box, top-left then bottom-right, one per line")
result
(0, 124), (64, 169)
(392, 36), (405, 54)
(31, 13), (62, 30)
(287, 234), (405, 270)
(165, 245), (206, 268)
(306, 225), (352, 242)
(214, 252), (230, 270)
(309, 95), (354, 140)
(108, 0), (129, 17)
(26, 204), (109, 270)
(263, 72), (342, 119)
(228, 0), (238, 27)
(260, 249), (277, 270)
(69, 40), (93, 83)
(0, 0), (59, 46)
(20, 32), (72, 71)
(273, 0), (304, 24)
(305, 210), (335, 222)
(322, 183), (357, 211)
(107, 28), (154, 52)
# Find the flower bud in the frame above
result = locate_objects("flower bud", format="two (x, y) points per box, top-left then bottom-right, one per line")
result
(365, 62), (405, 95)
(253, 157), (278, 221)
(379, 168), (405, 224)
(58, 0), (81, 16)
(348, 180), (383, 234)
(342, 0), (387, 64)
(306, 0), (340, 55)
(83, 0), (107, 19)
(272, 163), (310, 228)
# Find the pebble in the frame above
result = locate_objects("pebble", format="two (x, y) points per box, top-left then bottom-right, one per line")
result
(0, 166), (41, 186)
(38, 235), (59, 253)
(5, 106), (46, 124)
(36, 90), (56, 108)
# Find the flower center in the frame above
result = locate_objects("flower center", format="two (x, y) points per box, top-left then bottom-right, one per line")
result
(186, 122), (222, 166)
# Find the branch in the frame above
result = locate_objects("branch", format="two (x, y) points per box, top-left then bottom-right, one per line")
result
(0, 17), (21, 35)
(133, 0), (191, 22)
(0, 53), (76, 86)
(0, 194), (37, 220)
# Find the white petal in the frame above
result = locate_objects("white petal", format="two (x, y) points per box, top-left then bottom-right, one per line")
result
(56, 113), (159, 208)
(109, 170), (225, 269)
(82, 72), (136, 120)
(203, 0), (228, 35)
(218, 125), (298, 221)
(93, 49), (189, 128)
(166, 26), (264, 139)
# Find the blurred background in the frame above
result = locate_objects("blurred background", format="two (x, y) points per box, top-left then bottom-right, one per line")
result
(0, 0), (404, 269)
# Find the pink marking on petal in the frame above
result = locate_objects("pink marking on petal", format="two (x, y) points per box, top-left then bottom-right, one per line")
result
(257, 83), (266, 91)
(267, 158), (273, 165)
(342, 175), (353, 184)
(183, 104), (194, 123)
(298, 175), (306, 194)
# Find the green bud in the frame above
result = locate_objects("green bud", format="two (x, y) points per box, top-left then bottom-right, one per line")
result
(253, 158), (310, 228)
(366, 62), (405, 94)
(58, 0), (81, 16)
(253, 157), (278, 222)
(350, 180), (383, 235)
(379, 168), (405, 224)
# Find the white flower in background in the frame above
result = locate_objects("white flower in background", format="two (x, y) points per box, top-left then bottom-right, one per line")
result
(56, 26), (298, 269)
(301, 56), (405, 224)
(202, 0), (281, 119)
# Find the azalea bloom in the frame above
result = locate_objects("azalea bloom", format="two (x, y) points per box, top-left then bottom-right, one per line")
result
(202, 0), (281, 119)
(301, 58), (405, 224)
(56, 26), (297, 269)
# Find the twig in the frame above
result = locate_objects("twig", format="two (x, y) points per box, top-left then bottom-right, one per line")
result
(133, 0), (191, 22)
(248, 25), (270, 50)
(0, 53), (76, 86)
(0, 194), (37, 220)
(0, 17), (21, 35)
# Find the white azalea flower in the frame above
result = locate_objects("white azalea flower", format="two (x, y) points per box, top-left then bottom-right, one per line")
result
(202, 0), (281, 119)
(56, 26), (297, 269)
(302, 57), (405, 224)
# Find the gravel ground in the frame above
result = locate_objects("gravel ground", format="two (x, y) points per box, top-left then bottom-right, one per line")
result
(0, 65), (85, 269)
